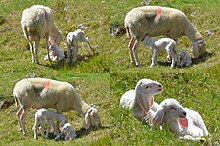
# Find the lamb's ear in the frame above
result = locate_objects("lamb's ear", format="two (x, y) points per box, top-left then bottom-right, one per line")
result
(192, 42), (200, 58)
(84, 112), (90, 129)
(136, 94), (150, 113)
(153, 108), (165, 125)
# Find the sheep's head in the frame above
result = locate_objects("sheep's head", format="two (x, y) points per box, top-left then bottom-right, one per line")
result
(84, 105), (101, 130)
(153, 98), (187, 125)
(192, 38), (206, 58)
(135, 79), (163, 97)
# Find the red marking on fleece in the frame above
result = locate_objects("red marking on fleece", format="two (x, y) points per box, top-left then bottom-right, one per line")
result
(179, 118), (188, 128)
(155, 7), (162, 22)
(44, 80), (51, 90)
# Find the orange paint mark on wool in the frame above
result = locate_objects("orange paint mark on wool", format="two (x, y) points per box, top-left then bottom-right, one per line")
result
(155, 7), (162, 23)
(44, 80), (51, 90)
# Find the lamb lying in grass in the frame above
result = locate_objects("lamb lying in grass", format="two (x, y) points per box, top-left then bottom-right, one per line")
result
(44, 44), (65, 61)
(32, 108), (68, 140)
(179, 49), (192, 67)
(153, 98), (209, 141)
(143, 35), (180, 68)
(120, 78), (163, 124)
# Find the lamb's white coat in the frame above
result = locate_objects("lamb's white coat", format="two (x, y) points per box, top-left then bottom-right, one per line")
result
(63, 123), (77, 140)
(32, 108), (68, 139)
(124, 6), (206, 67)
(179, 49), (192, 67)
(143, 35), (179, 68)
(44, 44), (65, 61)
(66, 29), (94, 62)
(153, 98), (209, 141)
(13, 78), (101, 136)
(21, 5), (61, 64)
(120, 79), (163, 124)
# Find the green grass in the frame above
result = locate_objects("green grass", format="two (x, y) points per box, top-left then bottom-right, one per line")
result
(0, 0), (220, 145)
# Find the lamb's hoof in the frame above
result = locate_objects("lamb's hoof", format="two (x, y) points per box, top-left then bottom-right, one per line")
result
(135, 63), (142, 67)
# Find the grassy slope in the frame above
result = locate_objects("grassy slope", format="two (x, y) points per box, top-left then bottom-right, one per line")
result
(0, 0), (219, 145)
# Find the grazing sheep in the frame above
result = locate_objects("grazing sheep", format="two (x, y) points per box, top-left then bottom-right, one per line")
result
(124, 6), (206, 67)
(13, 78), (101, 136)
(179, 49), (192, 67)
(66, 29), (94, 62)
(55, 123), (77, 141)
(143, 35), (180, 68)
(153, 98), (209, 141)
(21, 5), (61, 64)
(120, 79), (163, 124)
(32, 108), (68, 140)
(44, 44), (65, 61)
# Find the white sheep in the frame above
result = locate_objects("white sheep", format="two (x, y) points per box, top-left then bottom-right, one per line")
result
(153, 98), (209, 141)
(143, 35), (180, 68)
(44, 44), (65, 61)
(179, 49), (192, 67)
(120, 79), (163, 124)
(13, 78), (101, 136)
(32, 108), (68, 140)
(66, 29), (94, 62)
(124, 6), (206, 67)
(21, 5), (62, 64)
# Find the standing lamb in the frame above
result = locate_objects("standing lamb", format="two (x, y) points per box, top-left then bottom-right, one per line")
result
(143, 35), (180, 68)
(13, 78), (101, 136)
(66, 29), (94, 62)
(32, 108), (68, 140)
(44, 44), (65, 61)
(21, 5), (62, 64)
(120, 79), (163, 124)
(179, 49), (192, 67)
(125, 6), (206, 67)
(153, 98), (209, 141)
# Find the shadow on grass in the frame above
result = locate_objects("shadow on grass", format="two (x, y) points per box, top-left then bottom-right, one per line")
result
(191, 51), (214, 65)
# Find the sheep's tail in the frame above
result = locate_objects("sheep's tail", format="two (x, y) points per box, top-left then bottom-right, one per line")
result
(14, 95), (19, 108)
(125, 25), (131, 38)
(22, 24), (31, 43)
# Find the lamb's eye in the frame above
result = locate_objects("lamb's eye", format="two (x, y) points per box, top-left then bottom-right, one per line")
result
(170, 107), (175, 110)
(145, 86), (149, 89)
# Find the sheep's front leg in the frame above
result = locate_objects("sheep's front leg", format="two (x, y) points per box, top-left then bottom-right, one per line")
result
(128, 37), (135, 65)
(151, 49), (158, 67)
(34, 41), (40, 64)
(45, 34), (51, 62)
(72, 45), (79, 62)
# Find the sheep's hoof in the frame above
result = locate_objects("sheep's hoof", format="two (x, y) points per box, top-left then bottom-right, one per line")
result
(34, 136), (38, 140)
(135, 63), (142, 67)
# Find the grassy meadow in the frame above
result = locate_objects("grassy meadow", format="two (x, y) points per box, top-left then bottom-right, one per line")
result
(0, 0), (220, 145)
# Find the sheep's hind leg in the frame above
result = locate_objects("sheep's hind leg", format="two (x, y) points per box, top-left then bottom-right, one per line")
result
(16, 107), (23, 132)
(128, 37), (135, 65)
(132, 40), (141, 67)
(20, 107), (28, 136)
(28, 42), (35, 63)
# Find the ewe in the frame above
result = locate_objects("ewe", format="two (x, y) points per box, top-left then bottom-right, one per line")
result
(13, 78), (101, 136)
(125, 6), (206, 67)
(21, 5), (61, 64)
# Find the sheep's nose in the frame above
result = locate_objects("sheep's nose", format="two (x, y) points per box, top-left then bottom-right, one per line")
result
(183, 111), (187, 116)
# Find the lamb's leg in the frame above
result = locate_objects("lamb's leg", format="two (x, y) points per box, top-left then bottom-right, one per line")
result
(28, 42), (35, 63)
(66, 45), (72, 63)
(39, 118), (46, 138)
(72, 45), (79, 62)
(34, 41), (40, 64)
(20, 107), (28, 136)
(132, 40), (141, 67)
(16, 107), (23, 132)
(45, 120), (52, 138)
(128, 37), (135, 65)
(151, 49), (158, 67)
(179, 135), (205, 142)
(52, 121), (59, 136)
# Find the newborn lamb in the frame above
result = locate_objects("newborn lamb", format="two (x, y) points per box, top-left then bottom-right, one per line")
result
(153, 98), (209, 141)
(32, 108), (68, 140)
(179, 49), (192, 67)
(143, 35), (180, 68)
(55, 123), (77, 141)
(44, 44), (65, 61)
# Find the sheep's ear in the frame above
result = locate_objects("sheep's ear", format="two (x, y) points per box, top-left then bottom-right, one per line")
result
(84, 112), (90, 129)
(153, 108), (165, 125)
(192, 42), (200, 58)
(136, 94), (150, 113)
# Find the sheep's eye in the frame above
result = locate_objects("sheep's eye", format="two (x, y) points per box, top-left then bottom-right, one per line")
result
(170, 107), (175, 110)
(145, 86), (149, 89)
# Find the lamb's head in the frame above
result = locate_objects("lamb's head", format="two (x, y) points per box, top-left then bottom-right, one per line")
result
(179, 49), (187, 60)
(153, 98), (187, 125)
(135, 79), (163, 97)
(49, 44), (58, 51)
(84, 105), (101, 130)
(192, 38), (206, 58)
